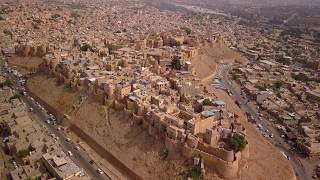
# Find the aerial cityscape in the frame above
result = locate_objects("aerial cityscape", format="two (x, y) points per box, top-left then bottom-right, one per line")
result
(0, 0), (320, 180)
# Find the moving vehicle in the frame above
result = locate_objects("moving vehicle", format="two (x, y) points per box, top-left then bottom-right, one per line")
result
(97, 169), (104, 174)
(67, 151), (73, 156)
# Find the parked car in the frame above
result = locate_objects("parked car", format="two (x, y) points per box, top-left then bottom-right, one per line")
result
(79, 170), (85, 177)
(12, 160), (18, 169)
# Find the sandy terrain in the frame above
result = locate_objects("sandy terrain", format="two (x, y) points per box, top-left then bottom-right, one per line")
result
(192, 41), (247, 80)
(26, 75), (80, 117)
(72, 100), (187, 180)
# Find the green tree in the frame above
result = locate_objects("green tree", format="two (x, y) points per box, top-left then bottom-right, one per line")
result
(180, 166), (203, 180)
(171, 56), (181, 70)
(70, 12), (80, 19)
(117, 59), (127, 67)
(0, 79), (11, 88)
(105, 42), (117, 54)
(273, 81), (283, 90)
(51, 13), (60, 19)
(17, 149), (29, 158)
(231, 74), (240, 80)
(229, 133), (247, 152)
(182, 27), (192, 35)
(3, 29), (12, 38)
(9, 94), (21, 101)
(292, 73), (309, 82)
(80, 43), (93, 52)
(202, 98), (213, 106)
(255, 84), (266, 91)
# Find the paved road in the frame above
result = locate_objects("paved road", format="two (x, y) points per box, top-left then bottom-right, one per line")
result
(218, 65), (308, 180)
(0, 59), (109, 180)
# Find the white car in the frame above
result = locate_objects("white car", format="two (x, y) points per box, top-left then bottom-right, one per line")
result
(12, 161), (18, 169)
(79, 170), (85, 177)
(67, 151), (73, 156)
(97, 169), (104, 174)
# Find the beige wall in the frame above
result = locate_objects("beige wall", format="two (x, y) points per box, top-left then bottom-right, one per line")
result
(192, 116), (217, 134)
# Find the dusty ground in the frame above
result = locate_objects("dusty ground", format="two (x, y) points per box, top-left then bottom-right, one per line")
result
(192, 41), (247, 80)
(8, 56), (43, 75)
(72, 100), (187, 180)
(26, 75), (80, 117)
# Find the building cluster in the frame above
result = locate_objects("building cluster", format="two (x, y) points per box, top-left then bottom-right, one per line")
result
(230, 56), (320, 157)
(35, 27), (249, 177)
(0, 77), (88, 180)
(223, 17), (320, 71)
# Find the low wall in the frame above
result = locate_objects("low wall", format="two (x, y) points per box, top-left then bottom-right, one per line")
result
(70, 124), (142, 180)
(197, 142), (234, 162)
